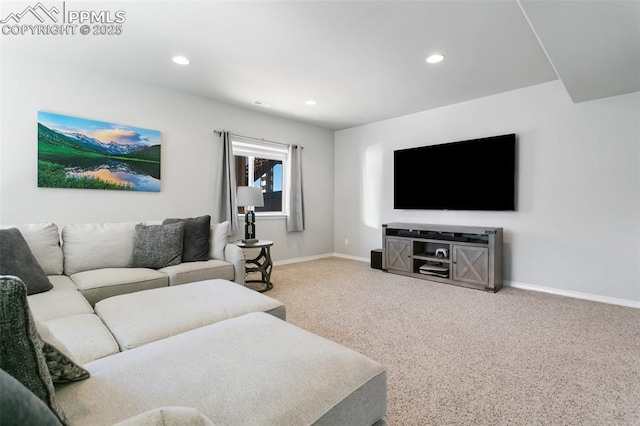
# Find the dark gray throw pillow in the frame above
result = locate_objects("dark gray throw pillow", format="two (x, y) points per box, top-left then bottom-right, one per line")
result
(0, 368), (63, 426)
(0, 228), (52, 295)
(163, 215), (211, 262)
(131, 222), (184, 269)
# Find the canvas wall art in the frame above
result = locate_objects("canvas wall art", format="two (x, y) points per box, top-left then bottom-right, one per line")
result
(37, 111), (161, 191)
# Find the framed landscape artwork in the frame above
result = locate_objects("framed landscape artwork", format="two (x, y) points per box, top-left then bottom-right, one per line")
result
(37, 111), (161, 191)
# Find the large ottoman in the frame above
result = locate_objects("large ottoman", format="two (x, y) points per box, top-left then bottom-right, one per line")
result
(94, 279), (285, 350)
(55, 312), (387, 425)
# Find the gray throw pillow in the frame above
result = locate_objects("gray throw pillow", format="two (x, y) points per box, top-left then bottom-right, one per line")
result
(163, 215), (211, 262)
(41, 342), (90, 384)
(0, 228), (52, 295)
(0, 368), (63, 426)
(0, 276), (67, 424)
(131, 222), (184, 269)
(36, 319), (90, 384)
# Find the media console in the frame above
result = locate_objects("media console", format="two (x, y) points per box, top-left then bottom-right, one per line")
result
(382, 222), (503, 292)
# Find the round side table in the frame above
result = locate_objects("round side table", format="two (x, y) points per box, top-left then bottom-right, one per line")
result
(233, 240), (274, 292)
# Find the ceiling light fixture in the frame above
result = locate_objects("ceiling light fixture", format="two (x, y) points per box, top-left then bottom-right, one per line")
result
(172, 56), (190, 65)
(426, 53), (445, 64)
(305, 100), (317, 106)
(252, 100), (272, 108)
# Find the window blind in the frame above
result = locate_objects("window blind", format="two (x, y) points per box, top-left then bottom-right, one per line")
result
(231, 136), (288, 161)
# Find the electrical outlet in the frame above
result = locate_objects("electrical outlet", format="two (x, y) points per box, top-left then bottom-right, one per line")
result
(344, 238), (349, 245)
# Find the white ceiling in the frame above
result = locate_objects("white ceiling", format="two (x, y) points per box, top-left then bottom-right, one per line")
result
(519, 0), (640, 104)
(1, 0), (638, 130)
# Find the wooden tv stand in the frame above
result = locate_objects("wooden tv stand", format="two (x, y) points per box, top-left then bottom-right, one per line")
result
(382, 223), (503, 292)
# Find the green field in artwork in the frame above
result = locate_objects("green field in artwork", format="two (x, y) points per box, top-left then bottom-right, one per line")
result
(37, 111), (161, 191)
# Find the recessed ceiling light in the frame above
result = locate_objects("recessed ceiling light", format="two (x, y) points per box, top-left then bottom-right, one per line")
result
(252, 100), (272, 108)
(172, 56), (190, 65)
(305, 100), (317, 106)
(426, 53), (445, 64)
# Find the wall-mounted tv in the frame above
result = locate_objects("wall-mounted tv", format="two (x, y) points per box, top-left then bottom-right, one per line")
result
(394, 133), (516, 211)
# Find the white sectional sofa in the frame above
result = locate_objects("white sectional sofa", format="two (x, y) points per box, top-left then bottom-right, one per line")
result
(3, 220), (245, 306)
(3, 219), (246, 364)
(56, 311), (387, 426)
(0, 221), (388, 425)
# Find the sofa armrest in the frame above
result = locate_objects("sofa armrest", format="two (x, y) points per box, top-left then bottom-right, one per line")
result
(224, 244), (245, 286)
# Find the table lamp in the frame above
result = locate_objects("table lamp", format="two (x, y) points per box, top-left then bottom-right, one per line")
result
(236, 186), (264, 244)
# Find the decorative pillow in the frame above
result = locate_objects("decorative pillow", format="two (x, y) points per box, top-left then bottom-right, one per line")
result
(0, 223), (64, 275)
(0, 276), (67, 424)
(210, 221), (229, 260)
(0, 368), (63, 426)
(131, 222), (184, 269)
(35, 319), (90, 384)
(0, 228), (52, 295)
(163, 215), (211, 262)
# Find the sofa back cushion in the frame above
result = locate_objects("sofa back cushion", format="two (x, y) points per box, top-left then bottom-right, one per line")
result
(62, 222), (139, 275)
(0, 223), (63, 275)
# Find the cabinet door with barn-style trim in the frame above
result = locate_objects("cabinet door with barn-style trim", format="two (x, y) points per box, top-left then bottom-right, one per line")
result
(452, 245), (489, 285)
(385, 237), (411, 272)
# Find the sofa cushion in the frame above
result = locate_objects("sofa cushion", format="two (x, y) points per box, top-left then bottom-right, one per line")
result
(159, 259), (234, 286)
(0, 276), (67, 424)
(47, 275), (77, 291)
(70, 268), (169, 306)
(28, 288), (93, 322)
(45, 314), (120, 365)
(210, 221), (229, 260)
(131, 223), (184, 269)
(95, 279), (286, 350)
(55, 312), (387, 426)
(163, 215), (211, 262)
(0, 223), (64, 275)
(62, 222), (139, 275)
(0, 228), (53, 295)
(0, 368), (63, 426)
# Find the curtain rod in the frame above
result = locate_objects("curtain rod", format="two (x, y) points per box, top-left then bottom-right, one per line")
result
(213, 130), (303, 149)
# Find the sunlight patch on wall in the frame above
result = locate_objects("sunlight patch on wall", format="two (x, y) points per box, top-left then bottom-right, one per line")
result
(361, 143), (383, 229)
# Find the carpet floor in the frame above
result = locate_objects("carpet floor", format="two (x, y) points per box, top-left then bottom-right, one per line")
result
(261, 257), (640, 425)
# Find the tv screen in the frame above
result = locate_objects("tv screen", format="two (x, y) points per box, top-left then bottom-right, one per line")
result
(394, 134), (516, 211)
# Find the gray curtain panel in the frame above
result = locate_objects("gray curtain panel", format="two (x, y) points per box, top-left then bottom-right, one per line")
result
(213, 131), (239, 236)
(287, 144), (305, 232)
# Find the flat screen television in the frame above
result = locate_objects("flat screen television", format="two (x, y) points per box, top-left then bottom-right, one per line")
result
(394, 133), (516, 211)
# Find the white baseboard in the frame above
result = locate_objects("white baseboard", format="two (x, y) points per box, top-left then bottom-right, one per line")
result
(332, 253), (369, 263)
(273, 253), (369, 266)
(273, 255), (639, 309)
(273, 253), (334, 266)
(505, 280), (640, 309)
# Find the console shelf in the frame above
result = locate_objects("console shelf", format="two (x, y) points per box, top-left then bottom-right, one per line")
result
(382, 222), (503, 292)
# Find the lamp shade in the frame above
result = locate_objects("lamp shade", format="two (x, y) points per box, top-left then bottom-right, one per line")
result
(236, 186), (264, 207)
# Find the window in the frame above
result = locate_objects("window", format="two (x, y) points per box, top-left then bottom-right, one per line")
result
(232, 137), (288, 215)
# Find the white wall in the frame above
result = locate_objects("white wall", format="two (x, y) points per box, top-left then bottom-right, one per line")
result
(334, 81), (640, 304)
(0, 53), (335, 262)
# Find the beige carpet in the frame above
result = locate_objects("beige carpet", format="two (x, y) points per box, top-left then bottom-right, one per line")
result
(263, 257), (640, 425)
